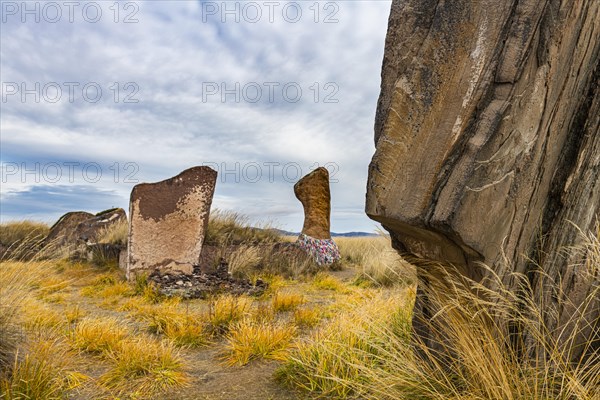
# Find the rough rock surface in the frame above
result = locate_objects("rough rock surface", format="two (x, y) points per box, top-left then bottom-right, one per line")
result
(127, 166), (217, 279)
(76, 208), (126, 243)
(367, 0), (599, 360)
(45, 211), (94, 247)
(45, 208), (126, 247)
(294, 167), (333, 240)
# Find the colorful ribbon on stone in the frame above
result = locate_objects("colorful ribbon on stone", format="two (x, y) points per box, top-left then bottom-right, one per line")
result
(296, 233), (341, 265)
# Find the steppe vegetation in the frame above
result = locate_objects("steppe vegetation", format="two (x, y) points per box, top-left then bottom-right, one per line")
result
(1, 215), (597, 399)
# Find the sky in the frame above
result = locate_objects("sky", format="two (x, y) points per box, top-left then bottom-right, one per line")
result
(0, 0), (392, 233)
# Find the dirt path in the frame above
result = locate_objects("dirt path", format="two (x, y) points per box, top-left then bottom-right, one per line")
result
(165, 348), (303, 400)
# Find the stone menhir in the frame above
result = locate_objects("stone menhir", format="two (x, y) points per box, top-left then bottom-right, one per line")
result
(367, 0), (599, 361)
(127, 166), (217, 279)
(45, 208), (127, 247)
(294, 167), (340, 265)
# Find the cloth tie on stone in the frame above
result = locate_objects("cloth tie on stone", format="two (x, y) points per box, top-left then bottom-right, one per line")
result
(296, 233), (340, 265)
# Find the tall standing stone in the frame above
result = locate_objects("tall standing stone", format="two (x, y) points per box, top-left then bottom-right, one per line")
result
(294, 167), (340, 265)
(366, 0), (599, 360)
(127, 166), (217, 279)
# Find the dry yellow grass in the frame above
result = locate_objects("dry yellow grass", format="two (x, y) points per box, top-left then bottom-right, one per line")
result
(228, 245), (264, 279)
(252, 302), (276, 323)
(204, 209), (279, 246)
(278, 289), (413, 398)
(221, 319), (297, 366)
(70, 317), (130, 355)
(21, 298), (66, 330)
(0, 221), (49, 247)
(207, 294), (253, 335)
(129, 299), (211, 347)
(1, 336), (87, 399)
(163, 316), (211, 348)
(293, 307), (322, 328)
(96, 218), (128, 245)
(6, 218), (596, 400)
(1, 260), (56, 369)
(280, 226), (600, 399)
(64, 304), (86, 324)
(100, 336), (189, 397)
(272, 292), (305, 312)
(336, 236), (414, 287)
(311, 272), (348, 292)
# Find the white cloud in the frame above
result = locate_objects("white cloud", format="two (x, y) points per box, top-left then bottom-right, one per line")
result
(0, 0), (392, 232)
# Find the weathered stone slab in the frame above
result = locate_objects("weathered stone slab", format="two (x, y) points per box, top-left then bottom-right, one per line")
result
(45, 211), (94, 247)
(294, 167), (340, 265)
(77, 208), (127, 244)
(294, 167), (332, 240)
(45, 208), (127, 248)
(367, 0), (599, 361)
(127, 166), (217, 279)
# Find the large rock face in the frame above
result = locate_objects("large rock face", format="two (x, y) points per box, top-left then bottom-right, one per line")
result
(367, 0), (599, 359)
(127, 166), (217, 279)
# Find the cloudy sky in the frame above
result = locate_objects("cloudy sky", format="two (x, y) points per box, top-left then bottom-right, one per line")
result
(1, 0), (392, 233)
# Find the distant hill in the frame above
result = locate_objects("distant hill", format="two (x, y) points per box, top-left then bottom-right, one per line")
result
(272, 229), (378, 238)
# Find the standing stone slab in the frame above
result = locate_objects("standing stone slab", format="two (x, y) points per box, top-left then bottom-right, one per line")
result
(294, 167), (340, 265)
(294, 167), (332, 240)
(127, 166), (217, 279)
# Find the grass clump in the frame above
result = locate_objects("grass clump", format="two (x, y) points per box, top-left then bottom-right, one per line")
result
(81, 273), (133, 301)
(96, 218), (128, 245)
(293, 307), (322, 328)
(0, 262), (30, 369)
(130, 273), (165, 303)
(163, 316), (211, 348)
(71, 317), (130, 355)
(37, 276), (70, 296)
(252, 302), (276, 323)
(130, 299), (181, 333)
(21, 298), (65, 330)
(0, 221), (55, 261)
(1, 337), (87, 400)
(132, 299), (210, 347)
(263, 247), (320, 279)
(64, 304), (86, 324)
(206, 294), (252, 335)
(100, 337), (189, 397)
(272, 292), (305, 312)
(312, 272), (347, 292)
(221, 319), (297, 366)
